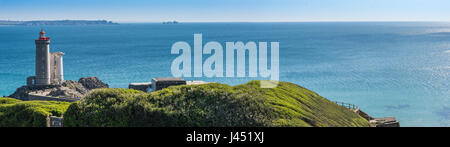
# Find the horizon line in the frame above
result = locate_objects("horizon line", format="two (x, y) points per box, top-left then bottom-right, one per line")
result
(121, 20), (450, 23)
(2, 19), (450, 23)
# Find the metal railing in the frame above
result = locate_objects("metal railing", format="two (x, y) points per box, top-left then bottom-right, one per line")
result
(333, 101), (359, 109)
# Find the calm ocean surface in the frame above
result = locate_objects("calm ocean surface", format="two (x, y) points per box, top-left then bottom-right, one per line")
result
(0, 22), (449, 126)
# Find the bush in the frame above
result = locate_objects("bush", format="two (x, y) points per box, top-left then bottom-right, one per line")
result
(0, 97), (21, 104)
(0, 98), (71, 127)
(64, 81), (370, 127)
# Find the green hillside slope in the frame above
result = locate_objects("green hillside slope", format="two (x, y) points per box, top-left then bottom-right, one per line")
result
(64, 81), (370, 127)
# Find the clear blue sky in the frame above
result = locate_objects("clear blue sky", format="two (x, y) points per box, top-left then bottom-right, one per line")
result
(0, 0), (449, 22)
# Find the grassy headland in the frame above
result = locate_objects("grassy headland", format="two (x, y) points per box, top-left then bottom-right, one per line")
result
(63, 81), (370, 127)
(0, 81), (369, 127)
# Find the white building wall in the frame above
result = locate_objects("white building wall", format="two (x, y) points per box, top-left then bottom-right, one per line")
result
(50, 52), (64, 84)
(59, 55), (63, 82)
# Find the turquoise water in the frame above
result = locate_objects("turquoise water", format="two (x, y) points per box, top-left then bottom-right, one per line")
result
(0, 22), (449, 126)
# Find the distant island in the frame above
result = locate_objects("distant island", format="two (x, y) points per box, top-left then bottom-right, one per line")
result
(163, 21), (179, 24)
(0, 20), (118, 26)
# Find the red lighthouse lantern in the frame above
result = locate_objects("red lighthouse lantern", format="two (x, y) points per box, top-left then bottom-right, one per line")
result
(39, 29), (49, 40)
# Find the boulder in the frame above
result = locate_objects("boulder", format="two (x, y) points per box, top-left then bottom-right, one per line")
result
(78, 77), (109, 90)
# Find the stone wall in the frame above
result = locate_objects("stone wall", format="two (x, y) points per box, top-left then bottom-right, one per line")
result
(47, 116), (63, 127)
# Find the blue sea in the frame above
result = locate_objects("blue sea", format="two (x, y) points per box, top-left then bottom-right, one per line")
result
(0, 22), (449, 126)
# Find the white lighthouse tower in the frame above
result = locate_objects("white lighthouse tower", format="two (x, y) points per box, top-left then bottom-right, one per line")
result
(27, 30), (64, 86)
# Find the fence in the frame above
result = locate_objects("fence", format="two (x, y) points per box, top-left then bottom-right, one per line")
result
(333, 101), (359, 109)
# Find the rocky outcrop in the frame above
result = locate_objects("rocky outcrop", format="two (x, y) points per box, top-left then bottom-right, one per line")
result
(353, 108), (373, 121)
(353, 109), (400, 127)
(78, 77), (108, 90)
(8, 77), (108, 101)
(369, 117), (400, 127)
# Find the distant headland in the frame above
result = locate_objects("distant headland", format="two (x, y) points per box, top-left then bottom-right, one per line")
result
(0, 20), (118, 26)
(162, 20), (179, 24)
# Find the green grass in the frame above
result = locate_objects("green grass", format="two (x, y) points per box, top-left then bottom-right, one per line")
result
(0, 97), (72, 127)
(64, 81), (370, 127)
(244, 81), (369, 127)
(0, 97), (21, 104)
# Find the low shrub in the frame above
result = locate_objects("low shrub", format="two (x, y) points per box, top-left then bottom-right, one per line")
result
(0, 98), (71, 127)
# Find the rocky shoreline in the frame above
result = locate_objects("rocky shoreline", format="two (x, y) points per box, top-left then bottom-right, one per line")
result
(8, 77), (108, 101)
